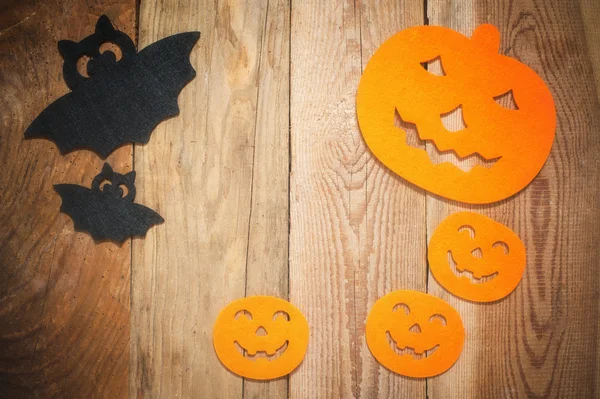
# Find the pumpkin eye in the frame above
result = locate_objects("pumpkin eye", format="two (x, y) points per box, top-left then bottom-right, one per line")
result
(234, 309), (253, 320)
(429, 314), (447, 326)
(273, 310), (290, 321)
(458, 225), (475, 239)
(493, 90), (519, 110)
(392, 303), (410, 315)
(492, 241), (509, 254)
(420, 56), (446, 76)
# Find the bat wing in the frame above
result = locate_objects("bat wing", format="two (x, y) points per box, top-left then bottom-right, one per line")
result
(24, 81), (147, 158)
(136, 32), (200, 116)
(23, 93), (102, 155)
(55, 184), (164, 243)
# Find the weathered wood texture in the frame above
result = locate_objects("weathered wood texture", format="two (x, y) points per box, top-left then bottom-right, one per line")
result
(426, 0), (600, 398)
(131, 0), (289, 398)
(289, 1), (426, 398)
(0, 1), (135, 398)
(2, 0), (599, 397)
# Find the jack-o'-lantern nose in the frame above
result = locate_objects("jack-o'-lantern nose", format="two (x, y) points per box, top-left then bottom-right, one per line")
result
(255, 326), (268, 336)
(409, 323), (422, 333)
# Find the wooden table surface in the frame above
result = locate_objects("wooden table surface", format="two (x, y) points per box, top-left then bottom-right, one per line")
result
(1, 0), (599, 397)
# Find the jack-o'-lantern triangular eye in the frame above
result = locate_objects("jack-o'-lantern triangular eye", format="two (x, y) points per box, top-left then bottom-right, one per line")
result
(493, 89), (519, 110)
(420, 56), (446, 76)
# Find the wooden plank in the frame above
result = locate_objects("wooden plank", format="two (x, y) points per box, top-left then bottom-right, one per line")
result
(580, 0), (600, 104)
(289, 0), (426, 397)
(579, 4), (600, 395)
(0, 2), (134, 398)
(289, 2), (362, 396)
(355, 1), (427, 398)
(243, 0), (290, 398)
(131, 1), (280, 397)
(426, 1), (600, 397)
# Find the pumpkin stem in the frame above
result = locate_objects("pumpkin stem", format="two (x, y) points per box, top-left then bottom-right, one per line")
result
(471, 24), (500, 53)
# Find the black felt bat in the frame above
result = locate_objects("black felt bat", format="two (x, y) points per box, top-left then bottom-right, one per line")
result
(25, 15), (200, 158)
(54, 163), (164, 243)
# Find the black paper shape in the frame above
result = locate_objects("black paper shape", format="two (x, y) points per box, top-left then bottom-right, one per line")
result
(25, 15), (200, 158)
(54, 163), (164, 243)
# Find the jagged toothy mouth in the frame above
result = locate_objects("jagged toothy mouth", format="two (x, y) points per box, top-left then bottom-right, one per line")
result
(448, 251), (498, 284)
(234, 340), (288, 361)
(386, 331), (439, 360)
(395, 109), (501, 173)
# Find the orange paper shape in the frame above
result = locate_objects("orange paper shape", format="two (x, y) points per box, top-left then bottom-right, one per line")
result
(356, 24), (556, 204)
(213, 296), (309, 380)
(366, 290), (464, 378)
(428, 212), (526, 302)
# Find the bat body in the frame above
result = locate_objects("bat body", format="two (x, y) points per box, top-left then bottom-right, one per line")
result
(54, 163), (164, 243)
(24, 16), (199, 158)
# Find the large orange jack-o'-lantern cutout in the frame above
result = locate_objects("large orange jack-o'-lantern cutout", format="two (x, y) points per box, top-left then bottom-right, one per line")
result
(428, 212), (526, 302)
(366, 290), (464, 378)
(213, 296), (309, 380)
(356, 24), (556, 204)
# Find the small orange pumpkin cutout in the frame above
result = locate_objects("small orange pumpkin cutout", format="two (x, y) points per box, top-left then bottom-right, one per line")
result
(428, 212), (526, 302)
(213, 296), (309, 380)
(366, 290), (464, 378)
(356, 24), (556, 204)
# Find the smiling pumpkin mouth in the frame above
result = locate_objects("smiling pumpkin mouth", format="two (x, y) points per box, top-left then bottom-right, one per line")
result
(395, 108), (500, 173)
(448, 250), (498, 283)
(234, 340), (289, 361)
(386, 331), (439, 360)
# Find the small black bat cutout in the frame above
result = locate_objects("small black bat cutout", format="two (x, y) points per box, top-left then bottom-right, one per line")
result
(25, 15), (200, 158)
(54, 163), (164, 243)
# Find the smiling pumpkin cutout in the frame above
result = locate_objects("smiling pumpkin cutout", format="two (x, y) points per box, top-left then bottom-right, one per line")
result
(366, 290), (465, 378)
(428, 212), (526, 302)
(213, 296), (309, 380)
(356, 24), (556, 204)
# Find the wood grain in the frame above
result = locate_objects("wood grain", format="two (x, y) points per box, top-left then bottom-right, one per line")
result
(242, 0), (290, 398)
(426, 1), (600, 398)
(0, 1), (134, 398)
(288, 1), (362, 396)
(355, 1), (427, 398)
(288, 1), (426, 397)
(2, 0), (600, 397)
(580, 0), (600, 105)
(131, 0), (288, 397)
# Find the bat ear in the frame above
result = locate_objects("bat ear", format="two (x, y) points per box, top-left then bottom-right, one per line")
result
(101, 163), (113, 175)
(125, 171), (136, 182)
(96, 15), (116, 35)
(58, 40), (78, 59)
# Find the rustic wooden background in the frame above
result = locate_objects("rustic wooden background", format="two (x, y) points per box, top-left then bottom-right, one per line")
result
(1, 0), (599, 397)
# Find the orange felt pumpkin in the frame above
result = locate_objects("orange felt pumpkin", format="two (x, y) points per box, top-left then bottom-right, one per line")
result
(356, 24), (556, 204)
(366, 290), (464, 378)
(213, 296), (309, 380)
(428, 212), (526, 302)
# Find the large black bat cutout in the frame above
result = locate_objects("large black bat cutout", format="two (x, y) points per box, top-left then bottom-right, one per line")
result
(54, 163), (164, 243)
(25, 15), (200, 158)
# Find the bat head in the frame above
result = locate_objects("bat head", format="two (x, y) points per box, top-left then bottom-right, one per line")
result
(58, 15), (137, 90)
(91, 163), (137, 201)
